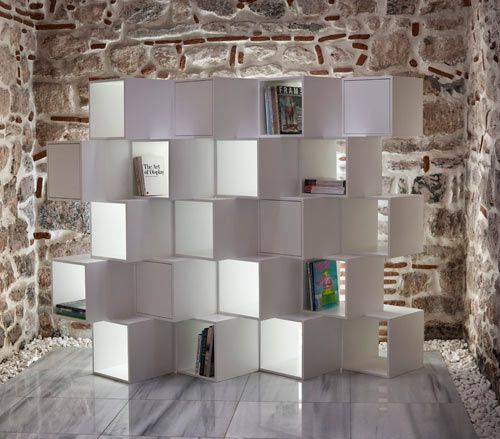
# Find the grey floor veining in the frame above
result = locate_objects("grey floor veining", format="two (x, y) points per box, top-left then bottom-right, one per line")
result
(0, 347), (478, 439)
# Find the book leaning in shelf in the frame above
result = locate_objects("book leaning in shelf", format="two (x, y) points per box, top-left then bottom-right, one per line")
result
(307, 260), (340, 311)
(133, 155), (167, 196)
(304, 178), (346, 195)
(264, 85), (302, 135)
(195, 326), (215, 377)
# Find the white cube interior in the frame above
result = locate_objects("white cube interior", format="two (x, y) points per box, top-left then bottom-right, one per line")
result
(93, 321), (129, 381)
(52, 260), (86, 306)
(90, 81), (125, 138)
(132, 141), (169, 197)
(175, 80), (213, 136)
(261, 318), (302, 378)
(91, 202), (127, 260)
(47, 143), (81, 200)
(217, 140), (258, 197)
(175, 201), (213, 258)
(176, 319), (213, 375)
(299, 139), (338, 183)
(136, 261), (173, 319)
(219, 259), (260, 318)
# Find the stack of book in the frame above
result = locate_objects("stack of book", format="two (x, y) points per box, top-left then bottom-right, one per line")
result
(55, 300), (86, 320)
(195, 325), (215, 378)
(133, 155), (167, 196)
(306, 260), (340, 311)
(264, 85), (302, 135)
(303, 178), (346, 195)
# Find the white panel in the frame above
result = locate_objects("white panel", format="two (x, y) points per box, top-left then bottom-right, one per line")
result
(147, 200), (174, 259)
(260, 200), (302, 257)
(93, 321), (129, 381)
(81, 140), (132, 202)
(52, 261), (86, 305)
(302, 77), (342, 138)
(341, 198), (378, 253)
(132, 141), (169, 197)
(393, 77), (423, 137)
(175, 80), (213, 136)
(342, 317), (381, 374)
(219, 260), (260, 318)
(216, 317), (259, 381)
(91, 202), (127, 260)
(299, 139), (337, 183)
(259, 138), (299, 198)
(170, 139), (215, 199)
(261, 318), (302, 378)
(175, 201), (213, 258)
(47, 143), (81, 200)
(346, 137), (382, 197)
(176, 319), (211, 373)
(136, 261), (173, 319)
(387, 195), (424, 257)
(217, 140), (258, 197)
(213, 78), (258, 139)
(343, 77), (391, 136)
(89, 81), (125, 139)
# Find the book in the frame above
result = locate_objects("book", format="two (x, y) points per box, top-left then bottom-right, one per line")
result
(133, 155), (167, 196)
(195, 333), (201, 374)
(311, 260), (339, 310)
(310, 186), (346, 195)
(204, 326), (214, 377)
(304, 178), (346, 195)
(307, 262), (315, 311)
(198, 327), (208, 376)
(264, 86), (273, 135)
(277, 85), (302, 134)
(55, 300), (86, 320)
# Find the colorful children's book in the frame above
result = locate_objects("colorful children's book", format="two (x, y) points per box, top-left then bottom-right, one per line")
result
(277, 85), (302, 134)
(311, 260), (339, 310)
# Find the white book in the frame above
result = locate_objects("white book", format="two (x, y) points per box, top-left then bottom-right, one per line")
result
(137, 155), (167, 196)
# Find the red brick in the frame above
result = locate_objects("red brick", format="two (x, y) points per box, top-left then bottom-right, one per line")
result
(428, 66), (454, 79)
(193, 13), (199, 23)
(0, 10), (12, 19)
(334, 67), (353, 73)
(309, 69), (329, 75)
(0, 1), (12, 10)
(229, 45), (237, 67)
(352, 43), (368, 50)
(90, 43), (106, 50)
(356, 54), (367, 65)
(318, 33), (346, 42)
(250, 36), (270, 41)
(29, 2), (43, 8)
(271, 35), (292, 41)
(412, 264), (438, 269)
(183, 38), (205, 45)
(179, 55), (186, 69)
(409, 59), (418, 67)
(206, 35), (248, 42)
(412, 22), (419, 36)
(238, 51), (244, 64)
(155, 39), (181, 45)
(34, 232), (50, 240)
(384, 271), (399, 277)
(422, 155), (430, 172)
(294, 36), (315, 41)
(33, 150), (47, 161)
(384, 279), (397, 284)
(315, 45), (324, 64)
(36, 23), (75, 30)
(348, 34), (370, 40)
(35, 177), (43, 198)
(385, 262), (407, 269)
(50, 116), (89, 123)
(325, 15), (340, 21)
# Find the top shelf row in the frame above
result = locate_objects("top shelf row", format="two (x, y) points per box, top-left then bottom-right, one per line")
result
(89, 76), (423, 141)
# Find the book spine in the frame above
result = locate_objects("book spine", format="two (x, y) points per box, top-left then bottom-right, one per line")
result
(195, 333), (201, 374)
(264, 87), (272, 135)
(199, 328), (208, 376)
(310, 186), (346, 195)
(55, 304), (86, 314)
(308, 261), (315, 311)
(332, 260), (340, 305)
(54, 308), (86, 320)
(204, 326), (214, 377)
(272, 86), (280, 135)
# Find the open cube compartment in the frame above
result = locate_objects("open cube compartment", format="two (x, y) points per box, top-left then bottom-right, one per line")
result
(342, 76), (423, 137)
(52, 255), (135, 323)
(258, 77), (342, 138)
(304, 255), (384, 320)
(259, 196), (340, 259)
(89, 78), (174, 139)
(343, 305), (424, 378)
(176, 314), (259, 382)
(175, 198), (258, 259)
(341, 195), (424, 257)
(93, 316), (174, 383)
(219, 256), (301, 319)
(260, 313), (342, 380)
(136, 258), (216, 321)
(91, 199), (173, 262)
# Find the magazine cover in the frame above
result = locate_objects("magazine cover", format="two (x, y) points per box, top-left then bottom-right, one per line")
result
(312, 260), (339, 310)
(277, 85), (302, 134)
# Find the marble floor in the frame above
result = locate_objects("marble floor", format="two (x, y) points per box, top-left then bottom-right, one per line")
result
(0, 348), (478, 439)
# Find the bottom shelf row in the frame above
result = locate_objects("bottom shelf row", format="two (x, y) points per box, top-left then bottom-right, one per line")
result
(92, 305), (424, 383)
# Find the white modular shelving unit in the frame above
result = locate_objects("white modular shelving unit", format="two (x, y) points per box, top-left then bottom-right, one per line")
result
(93, 316), (174, 383)
(260, 313), (342, 380)
(136, 258), (217, 321)
(49, 75), (425, 384)
(176, 314), (259, 381)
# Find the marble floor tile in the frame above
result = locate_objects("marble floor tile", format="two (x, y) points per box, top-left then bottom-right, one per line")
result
(0, 398), (127, 435)
(0, 435), (98, 439)
(0, 398), (22, 417)
(416, 351), (452, 375)
(351, 403), (478, 439)
(241, 371), (350, 403)
(0, 370), (51, 398)
(29, 348), (92, 373)
(103, 399), (237, 437)
(350, 370), (461, 403)
(226, 401), (350, 439)
(26, 370), (139, 399)
(132, 373), (248, 401)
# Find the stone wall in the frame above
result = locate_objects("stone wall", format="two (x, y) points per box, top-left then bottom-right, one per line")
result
(28, 0), (470, 339)
(465, 1), (500, 397)
(0, 1), (38, 361)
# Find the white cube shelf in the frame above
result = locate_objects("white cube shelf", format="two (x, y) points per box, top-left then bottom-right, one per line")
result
(341, 195), (424, 257)
(93, 316), (174, 383)
(52, 255), (135, 323)
(259, 197), (340, 259)
(308, 255), (384, 320)
(258, 77), (343, 138)
(91, 199), (173, 262)
(219, 256), (301, 319)
(175, 78), (258, 139)
(89, 78), (174, 139)
(175, 198), (258, 260)
(136, 258), (216, 321)
(342, 76), (423, 137)
(343, 305), (424, 378)
(176, 314), (258, 382)
(47, 142), (82, 200)
(260, 313), (342, 380)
